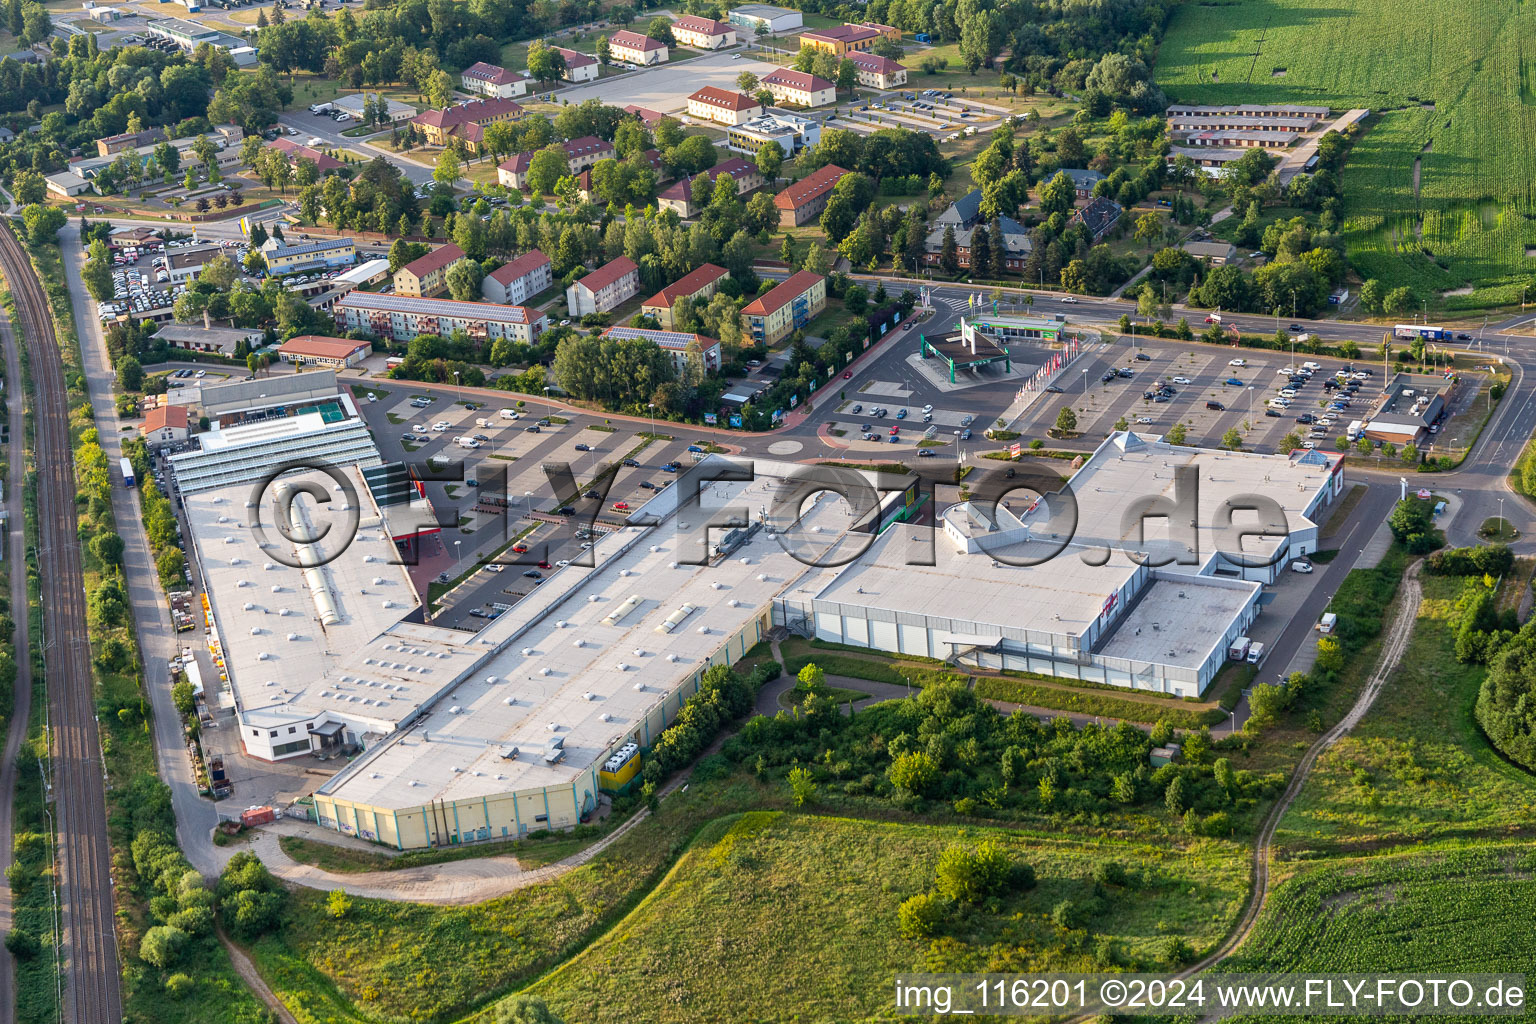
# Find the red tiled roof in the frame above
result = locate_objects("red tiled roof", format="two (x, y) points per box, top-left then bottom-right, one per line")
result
(624, 104), (669, 125)
(688, 86), (760, 112)
(553, 46), (597, 68)
(673, 15), (732, 35)
(141, 405), (189, 432)
(461, 62), (523, 85)
(279, 335), (371, 359)
(774, 164), (847, 211)
(399, 243), (466, 280)
(801, 24), (880, 42)
(412, 98), (525, 130)
(488, 249), (552, 285)
(500, 151), (533, 174)
(563, 135), (614, 160)
(572, 255), (638, 294)
(762, 68), (833, 92)
(643, 263), (728, 308)
(741, 271), (824, 316)
(609, 30), (665, 51)
(660, 158), (759, 202)
(845, 51), (905, 74)
(267, 138), (343, 172)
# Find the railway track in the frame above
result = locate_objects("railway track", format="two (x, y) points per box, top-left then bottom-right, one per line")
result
(0, 221), (121, 1024)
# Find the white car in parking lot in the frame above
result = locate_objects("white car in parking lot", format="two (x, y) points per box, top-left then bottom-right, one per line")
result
(431, 421), (450, 431)
(1229, 358), (1246, 366)
(1171, 376), (1192, 384)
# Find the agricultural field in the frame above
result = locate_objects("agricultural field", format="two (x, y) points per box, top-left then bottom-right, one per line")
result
(1223, 844), (1536, 991)
(1157, 0), (1536, 308)
(1276, 574), (1536, 853)
(528, 813), (1249, 1024)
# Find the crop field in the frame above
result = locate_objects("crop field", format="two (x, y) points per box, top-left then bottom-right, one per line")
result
(1276, 575), (1536, 853)
(1157, 0), (1536, 307)
(1223, 844), (1536, 994)
(529, 814), (1248, 1024)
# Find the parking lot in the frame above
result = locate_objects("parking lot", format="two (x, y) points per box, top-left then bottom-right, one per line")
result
(1015, 340), (1386, 454)
(539, 52), (784, 114)
(825, 388), (981, 458)
(358, 388), (719, 628)
(828, 89), (1006, 142)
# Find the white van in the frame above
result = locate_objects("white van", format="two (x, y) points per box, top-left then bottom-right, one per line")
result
(1317, 612), (1337, 635)
(1245, 641), (1265, 664)
(500, 408), (518, 420)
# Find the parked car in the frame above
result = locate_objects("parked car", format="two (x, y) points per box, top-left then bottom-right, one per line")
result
(1292, 560), (1314, 574)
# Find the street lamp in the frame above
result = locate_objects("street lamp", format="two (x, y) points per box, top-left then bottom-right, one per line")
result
(453, 369), (461, 406)
(453, 539), (461, 570)
(524, 490), (533, 516)
(647, 402), (655, 437)
(1081, 368), (1088, 396)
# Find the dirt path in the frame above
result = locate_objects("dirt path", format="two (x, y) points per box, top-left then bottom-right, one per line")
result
(218, 929), (298, 1024)
(1189, 561), (1423, 980)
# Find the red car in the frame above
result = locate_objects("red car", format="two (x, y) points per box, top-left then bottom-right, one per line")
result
(889, 425), (899, 435)
(537, 561), (552, 569)
(511, 543), (529, 553)
(842, 370), (852, 378)
(612, 502), (630, 511)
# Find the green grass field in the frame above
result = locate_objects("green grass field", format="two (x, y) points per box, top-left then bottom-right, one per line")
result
(529, 814), (1248, 1023)
(1224, 844), (1536, 983)
(1276, 574), (1536, 854)
(1157, 0), (1536, 308)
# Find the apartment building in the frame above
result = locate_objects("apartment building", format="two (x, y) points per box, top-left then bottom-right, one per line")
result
(686, 86), (763, 126)
(740, 270), (826, 346)
(566, 256), (640, 315)
(760, 68), (836, 108)
(393, 243), (469, 298)
(481, 250), (554, 306)
(335, 292), (548, 343)
(641, 263), (729, 327)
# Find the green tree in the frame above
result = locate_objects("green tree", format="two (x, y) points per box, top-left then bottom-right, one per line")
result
(1166, 422), (1188, 445)
(755, 139), (784, 181)
(140, 925), (188, 969)
(887, 751), (939, 795)
(787, 765), (817, 807)
(1221, 427), (1243, 450)
(433, 147), (461, 189)
(933, 841), (1014, 904)
(495, 996), (565, 1024)
(1053, 406), (1077, 434)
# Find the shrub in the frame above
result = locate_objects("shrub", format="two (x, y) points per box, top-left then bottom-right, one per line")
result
(897, 892), (945, 939)
(4, 928), (38, 959)
(933, 841), (1015, 904)
(887, 751), (939, 796)
(139, 924), (187, 969)
(164, 972), (195, 999)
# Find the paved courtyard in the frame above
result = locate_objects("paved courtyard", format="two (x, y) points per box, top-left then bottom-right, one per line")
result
(550, 52), (785, 113)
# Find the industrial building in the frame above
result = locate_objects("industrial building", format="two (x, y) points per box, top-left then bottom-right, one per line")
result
(146, 17), (257, 65)
(728, 4), (803, 34)
(285, 434), (1342, 850)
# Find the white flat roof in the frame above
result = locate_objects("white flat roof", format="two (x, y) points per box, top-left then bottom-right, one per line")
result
(324, 461), (851, 808)
(188, 466), (445, 733)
